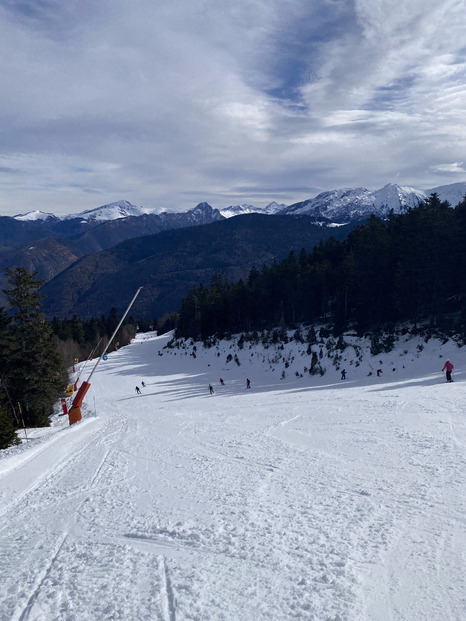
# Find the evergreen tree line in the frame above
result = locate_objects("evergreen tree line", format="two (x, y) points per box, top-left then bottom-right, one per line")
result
(176, 194), (466, 340)
(50, 312), (177, 365)
(0, 268), (68, 448)
(51, 310), (138, 367)
(0, 268), (142, 449)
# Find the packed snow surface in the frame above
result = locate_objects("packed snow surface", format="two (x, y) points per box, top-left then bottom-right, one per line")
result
(1, 331), (465, 620)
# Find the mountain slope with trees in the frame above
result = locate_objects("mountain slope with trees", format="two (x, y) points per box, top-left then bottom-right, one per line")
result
(176, 194), (466, 339)
(40, 215), (355, 319)
(2, 183), (464, 314)
(0, 204), (224, 308)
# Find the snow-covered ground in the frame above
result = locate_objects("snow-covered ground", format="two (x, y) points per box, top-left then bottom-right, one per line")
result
(1, 330), (465, 621)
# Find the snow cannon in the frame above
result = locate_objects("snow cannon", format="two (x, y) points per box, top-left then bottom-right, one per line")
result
(68, 406), (82, 425)
(68, 381), (91, 426)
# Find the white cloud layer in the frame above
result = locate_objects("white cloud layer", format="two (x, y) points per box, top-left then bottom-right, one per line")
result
(0, 0), (465, 215)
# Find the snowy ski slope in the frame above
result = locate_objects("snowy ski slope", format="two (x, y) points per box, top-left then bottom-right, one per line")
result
(0, 331), (465, 620)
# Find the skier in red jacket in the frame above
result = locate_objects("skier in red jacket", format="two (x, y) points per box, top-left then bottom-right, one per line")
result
(442, 360), (454, 383)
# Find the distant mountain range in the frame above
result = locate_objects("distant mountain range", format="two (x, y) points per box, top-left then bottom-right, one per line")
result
(1, 181), (465, 318)
(0, 202), (224, 308)
(13, 182), (466, 226)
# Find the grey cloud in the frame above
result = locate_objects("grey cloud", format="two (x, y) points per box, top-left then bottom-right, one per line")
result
(1, 0), (105, 38)
(0, 0), (465, 216)
(0, 167), (21, 174)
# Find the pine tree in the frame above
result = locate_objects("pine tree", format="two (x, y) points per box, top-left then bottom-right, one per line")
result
(0, 405), (20, 449)
(0, 307), (12, 384)
(3, 268), (68, 427)
(0, 307), (20, 447)
(0, 306), (16, 422)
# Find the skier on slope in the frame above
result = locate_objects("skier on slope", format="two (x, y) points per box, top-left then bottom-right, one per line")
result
(141, 381), (146, 388)
(135, 386), (141, 394)
(341, 369), (346, 380)
(442, 360), (454, 383)
(209, 384), (215, 394)
(246, 378), (251, 389)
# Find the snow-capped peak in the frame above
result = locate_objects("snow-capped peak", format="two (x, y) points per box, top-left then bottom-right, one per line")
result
(220, 202), (286, 218)
(184, 202), (223, 223)
(62, 200), (147, 222)
(281, 187), (375, 222)
(191, 202), (215, 214)
(373, 183), (426, 215)
(279, 183), (463, 223)
(220, 204), (260, 218)
(264, 201), (287, 214)
(14, 210), (58, 222)
(424, 182), (466, 207)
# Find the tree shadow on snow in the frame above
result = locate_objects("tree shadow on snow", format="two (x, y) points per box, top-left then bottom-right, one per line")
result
(95, 340), (465, 403)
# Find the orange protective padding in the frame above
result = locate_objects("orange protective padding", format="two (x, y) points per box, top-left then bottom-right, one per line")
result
(68, 406), (82, 425)
(72, 381), (91, 408)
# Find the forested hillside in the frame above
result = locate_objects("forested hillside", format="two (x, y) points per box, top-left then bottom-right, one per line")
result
(40, 214), (354, 319)
(176, 194), (466, 339)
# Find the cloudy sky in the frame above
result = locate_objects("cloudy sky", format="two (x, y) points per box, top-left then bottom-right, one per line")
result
(0, 0), (465, 216)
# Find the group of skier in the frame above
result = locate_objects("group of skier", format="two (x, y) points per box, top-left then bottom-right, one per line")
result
(208, 378), (251, 394)
(135, 359), (456, 396)
(340, 360), (455, 383)
(135, 381), (146, 394)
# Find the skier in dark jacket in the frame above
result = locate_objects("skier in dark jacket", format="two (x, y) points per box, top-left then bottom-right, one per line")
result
(341, 369), (346, 380)
(209, 384), (214, 394)
(246, 378), (251, 389)
(135, 386), (141, 394)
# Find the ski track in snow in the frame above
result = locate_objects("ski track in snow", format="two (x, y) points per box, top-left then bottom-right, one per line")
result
(0, 331), (465, 620)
